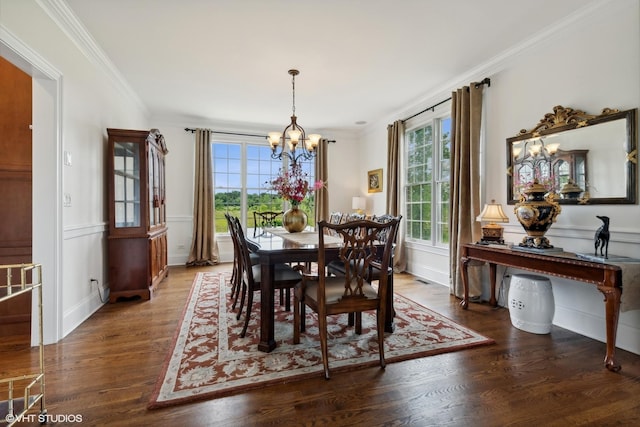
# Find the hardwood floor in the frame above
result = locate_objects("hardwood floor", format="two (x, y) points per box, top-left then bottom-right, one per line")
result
(3, 264), (640, 426)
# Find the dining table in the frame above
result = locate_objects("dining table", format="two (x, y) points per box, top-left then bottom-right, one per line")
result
(248, 226), (396, 353)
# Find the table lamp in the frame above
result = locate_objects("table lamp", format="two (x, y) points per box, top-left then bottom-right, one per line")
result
(352, 196), (366, 215)
(476, 199), (509, 244)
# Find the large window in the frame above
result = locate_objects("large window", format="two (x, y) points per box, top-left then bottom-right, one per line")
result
(212, 141), (316, 233)
(405, 115), (451, 246)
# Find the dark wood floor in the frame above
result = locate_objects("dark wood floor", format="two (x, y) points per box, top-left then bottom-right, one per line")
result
(3, 264), (640, 426)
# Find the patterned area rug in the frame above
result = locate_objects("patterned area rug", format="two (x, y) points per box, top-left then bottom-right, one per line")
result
(148, 272), (494, 409)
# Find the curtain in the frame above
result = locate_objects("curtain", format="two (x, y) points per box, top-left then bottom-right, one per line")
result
(186, 129), (219, 266)
(386, 120), (407, 272)
(449, 84), (484, 297)
(315, 138), (329, 223)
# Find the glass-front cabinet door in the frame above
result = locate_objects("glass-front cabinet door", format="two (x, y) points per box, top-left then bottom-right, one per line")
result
(147, 142), (167, 229)
(114, 141), (141, 228)
(148, 143), (157, 228)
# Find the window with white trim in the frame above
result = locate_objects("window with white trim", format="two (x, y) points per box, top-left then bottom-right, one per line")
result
(212, 141), (316, 233)
(405, 113), (451, 246)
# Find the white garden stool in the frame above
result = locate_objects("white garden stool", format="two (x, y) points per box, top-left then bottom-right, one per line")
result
(508, 274), (555, 334)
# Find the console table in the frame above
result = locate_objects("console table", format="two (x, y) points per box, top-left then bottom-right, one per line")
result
(459, 243), (622, 372)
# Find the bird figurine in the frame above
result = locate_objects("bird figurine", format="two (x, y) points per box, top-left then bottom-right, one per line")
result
(594, 215), (610, 259)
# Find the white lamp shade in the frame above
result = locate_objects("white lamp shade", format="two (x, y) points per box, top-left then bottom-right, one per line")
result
(268, 132), (281, 147)
(287, 129), (302, 143)
(476, 201), (509, 223)
(352, 196), (366, 211)
(307, 134), (321, 150)
(529, 144), (542, 156)
(545, 142), (560, 155)
(512, 146), (523, 158)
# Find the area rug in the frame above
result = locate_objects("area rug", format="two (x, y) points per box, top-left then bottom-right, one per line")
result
(148, 272), (494, 409)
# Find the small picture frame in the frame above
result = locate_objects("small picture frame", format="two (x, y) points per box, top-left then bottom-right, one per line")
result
(368, 168), (383, 193)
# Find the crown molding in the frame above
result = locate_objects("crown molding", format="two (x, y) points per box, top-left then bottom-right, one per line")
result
(392, 0), (617, 128)
(1, 24), (62, 80)
(36, 0), (148, 114)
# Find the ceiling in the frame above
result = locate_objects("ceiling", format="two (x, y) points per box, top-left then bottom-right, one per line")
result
(64, 0), (599, 133)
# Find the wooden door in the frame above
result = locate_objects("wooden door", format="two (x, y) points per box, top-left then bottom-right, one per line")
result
(0, 56), (33, 337)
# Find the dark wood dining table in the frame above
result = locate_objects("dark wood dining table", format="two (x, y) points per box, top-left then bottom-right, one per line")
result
(248, 227), (395, 352)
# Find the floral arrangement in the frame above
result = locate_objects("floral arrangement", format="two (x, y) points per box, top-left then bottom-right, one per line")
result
(267, 163), (324, 205)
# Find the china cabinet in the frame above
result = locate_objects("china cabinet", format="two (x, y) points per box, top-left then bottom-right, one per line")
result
(107, 128), (169, 302)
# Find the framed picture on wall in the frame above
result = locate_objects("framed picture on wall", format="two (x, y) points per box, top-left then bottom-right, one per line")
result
(368, 168), (383, 193)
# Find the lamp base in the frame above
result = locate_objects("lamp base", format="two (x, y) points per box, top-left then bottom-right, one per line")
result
(477, 237), (506, 245)
(479, 224), (505, 245)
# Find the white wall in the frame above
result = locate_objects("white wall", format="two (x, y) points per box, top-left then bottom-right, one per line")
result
(361, 0), (640, 354)
(1, 0), (149, 342)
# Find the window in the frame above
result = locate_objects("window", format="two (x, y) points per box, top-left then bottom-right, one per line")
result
(405, 115), (451, 246)
(212, 141), (317, 233)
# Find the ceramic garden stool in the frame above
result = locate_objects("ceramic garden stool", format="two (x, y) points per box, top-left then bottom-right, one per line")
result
(508, 274), (555, 334)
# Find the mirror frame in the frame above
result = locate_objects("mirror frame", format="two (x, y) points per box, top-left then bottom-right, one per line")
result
(506, 106), (637, 205)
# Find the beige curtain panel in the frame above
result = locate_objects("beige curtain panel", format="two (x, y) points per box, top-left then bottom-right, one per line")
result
(386, 120), (407, 272)
(315, 138), (329, 223)
(449, 84), (484, 298)
(187, 128), (219, 266)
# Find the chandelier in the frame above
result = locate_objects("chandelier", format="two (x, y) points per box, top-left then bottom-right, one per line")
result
(268, 69), (321, 164)
(512, 136), (560, 184)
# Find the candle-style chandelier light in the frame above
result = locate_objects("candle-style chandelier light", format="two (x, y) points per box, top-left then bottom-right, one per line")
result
(512, 136), (560, 183)
(268, 69), (321, 164)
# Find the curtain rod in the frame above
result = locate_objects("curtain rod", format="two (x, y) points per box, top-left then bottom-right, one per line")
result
(184, 128), (266, 138)
(401, 77), (491, 123)
(184, 127), (336, 143)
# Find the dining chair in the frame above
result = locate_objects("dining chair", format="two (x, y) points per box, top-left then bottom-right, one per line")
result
(326, 214), (402, 328)
(327, 214), (400, 278)
(253, 210), (283, 237)
(328, 211), (343, 224)
(293, 217), (401, 379)
(225, 213), (241, 303)
(229, 215), (303, 338)
(322, 211), (345, 239)
(343, 212), (365, 223)
(225, 213), (259, 310)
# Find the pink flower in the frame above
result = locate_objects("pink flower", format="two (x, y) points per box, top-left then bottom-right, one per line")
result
(267, 163), (323, 204)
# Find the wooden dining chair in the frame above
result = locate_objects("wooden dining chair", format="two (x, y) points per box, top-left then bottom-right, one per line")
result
(326, 211), (344, 228)
(325, 214), (402, 328)
(229, 215), (303, 338)
(253, 210), (283, 237)
(225, 213), (241, 304)
(327, 214), (400, 278)
(225, 213), (260, 310)
(293, 217), (401, 379)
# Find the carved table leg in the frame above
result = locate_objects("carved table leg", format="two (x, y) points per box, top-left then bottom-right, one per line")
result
(460, 256), (470, 309)
(489, 263), (497, 307)
(597, 281), (622, 372)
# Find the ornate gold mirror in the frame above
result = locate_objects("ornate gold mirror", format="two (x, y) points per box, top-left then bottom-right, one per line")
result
(507, 106), (637, 205)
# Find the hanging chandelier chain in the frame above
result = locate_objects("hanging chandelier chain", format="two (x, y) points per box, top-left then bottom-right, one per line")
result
(290, 69), (297, 117)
